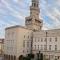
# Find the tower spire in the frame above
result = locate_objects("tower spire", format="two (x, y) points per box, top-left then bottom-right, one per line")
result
(25, 0), (43, 31)
(32, 0), (39, 7)
(30, 0), (40, 18)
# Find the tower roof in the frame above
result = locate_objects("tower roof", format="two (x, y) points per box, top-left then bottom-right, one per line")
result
(25, 0), (43, 31)
(32, 0), (39, 3)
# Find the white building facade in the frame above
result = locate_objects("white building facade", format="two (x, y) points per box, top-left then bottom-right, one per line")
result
(4, 0), (60, 60)
(4, 26), (32, 60)
(33, 30), (60, 60)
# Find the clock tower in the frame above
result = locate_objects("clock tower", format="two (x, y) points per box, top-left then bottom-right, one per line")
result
(25, 0), (43, 31)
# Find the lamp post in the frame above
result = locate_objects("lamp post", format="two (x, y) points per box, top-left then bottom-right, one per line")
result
(46, 32), (47, 51)
(45, 32), (48, 60)
(37, 51), (43, 60)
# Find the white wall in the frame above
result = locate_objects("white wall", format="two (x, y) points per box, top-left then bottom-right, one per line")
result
(16, 27), (32, 57)
(4, 26), (33, 58)
(32, 29), (60, 53)
(4, 27), (17, 56)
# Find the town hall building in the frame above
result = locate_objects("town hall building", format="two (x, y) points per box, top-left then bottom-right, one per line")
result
(4, 0), (60, 60)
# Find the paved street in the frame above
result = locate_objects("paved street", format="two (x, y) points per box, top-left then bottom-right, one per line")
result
(0, 56), (3, 60)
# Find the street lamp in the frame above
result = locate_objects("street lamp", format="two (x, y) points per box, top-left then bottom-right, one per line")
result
(46, 31), (47, 51)
(36, 51), (43, 60)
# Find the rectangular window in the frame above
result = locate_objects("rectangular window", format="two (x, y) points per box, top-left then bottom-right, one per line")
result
(35, 38), (36, 42)
(23, 40), (25, 47)
(49, 45), (51, 50)
(27, 42), (29, 47)
(23, 50), (24, 53)
(24, 35), (25, 38)
(41, 45), (43, 50)
(55, 37), (57, 42)
(50, 38), (52, 42)
(28, 36), (29, 39)
(38, 45), (39, 50)
(38, 39), (39, 42)
(55, 45), (57, 51)
(44, 45), (46, 50)
(41, 38), (43, 42)
(35, 45), (36, 50)
(45, 38), (47, 42)
(27, 50), (28, 53)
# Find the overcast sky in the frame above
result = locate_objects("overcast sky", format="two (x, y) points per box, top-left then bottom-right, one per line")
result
(0, 0), (60, 38)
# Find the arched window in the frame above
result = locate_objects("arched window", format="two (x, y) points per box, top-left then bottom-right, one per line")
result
(14, 56), (16, 60)
(34, 3), (36, 7)
(37, 4), (38, 7)
(9, 55), (10, 60)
